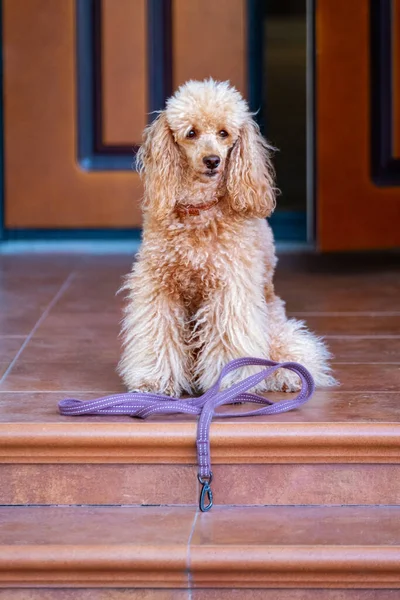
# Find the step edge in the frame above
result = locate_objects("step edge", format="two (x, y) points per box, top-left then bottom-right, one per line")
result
(1, 422), (400, 464)
(1, 544), (400, 589)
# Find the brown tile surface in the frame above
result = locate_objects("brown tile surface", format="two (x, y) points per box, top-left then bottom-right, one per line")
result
(32, 310), (121, 338)
(328, 337), (400, 362)
(0, 464), (198, 505)
(0, 358), (124, 392)
(189, 506), (400, 587)
(190, 506), (400, 546)
(332, 363), (400, 391)
(0, 254), (399, 587)
(281, 278), (400, 313)
(3, 463), (400, 507)
(1, 503), (400, 589)
(0, 256), (77, 335)
(0, 252), (399, 414)
(77, 254), (133, 277)
(0, 284), (62, 336)
(0, 505), (194, 587)
(3, 356), (392, 396)
(0, 506), (194, 546)
(211, 464), (400, 505)
(52, 276), (125, 312)
(0, 337), (24, 378)
(0, 392), (133, 421)
(193, 592), (400, 599)
(0, 592), (188, 600)
(9, 334), (121, 364)
(0, 254), (80, 275)
(275, 252), (400, 313)
(305, 315), (400, 336)
(0, 592), (397, 600)
(1, 391), (400, 423)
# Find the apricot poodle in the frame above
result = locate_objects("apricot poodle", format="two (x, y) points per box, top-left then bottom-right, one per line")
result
(119, 79), (335, 396)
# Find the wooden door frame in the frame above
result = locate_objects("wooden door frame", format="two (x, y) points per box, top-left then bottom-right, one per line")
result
(307, 0), (317, 246)
(0, 0), (306, 244)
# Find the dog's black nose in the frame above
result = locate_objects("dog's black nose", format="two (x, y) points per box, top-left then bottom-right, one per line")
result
(203, 155), (221, 170)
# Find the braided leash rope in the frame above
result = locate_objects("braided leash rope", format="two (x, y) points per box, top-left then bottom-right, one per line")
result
(59, 357), (315, 511)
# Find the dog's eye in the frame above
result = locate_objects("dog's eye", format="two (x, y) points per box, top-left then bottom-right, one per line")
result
(219, 130), (229, 138)
(186, 129), (196, 139)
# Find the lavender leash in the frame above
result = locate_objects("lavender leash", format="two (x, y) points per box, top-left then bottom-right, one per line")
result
(58, 357), (315, 511)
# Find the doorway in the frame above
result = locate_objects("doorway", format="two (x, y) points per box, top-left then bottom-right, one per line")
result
(261, 0), (308, 243)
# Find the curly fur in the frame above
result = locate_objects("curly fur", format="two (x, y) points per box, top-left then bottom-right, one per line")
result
(119, 79), (336, 395)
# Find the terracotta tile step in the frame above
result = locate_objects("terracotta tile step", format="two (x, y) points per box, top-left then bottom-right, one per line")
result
(1, 506), (400, 590)
(0, 591), (398, 600)
(5, 462), (400, 506)
(0, 592), (188, 600)
(1, 390), (400, 505)
(3, 389), (400, 461)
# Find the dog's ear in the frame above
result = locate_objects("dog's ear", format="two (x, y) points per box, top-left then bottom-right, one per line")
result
(226, 117), (276, 218)
(136, 112), (182, 220)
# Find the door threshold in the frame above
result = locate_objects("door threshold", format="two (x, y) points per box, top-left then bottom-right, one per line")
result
(0, 239), (314, 255)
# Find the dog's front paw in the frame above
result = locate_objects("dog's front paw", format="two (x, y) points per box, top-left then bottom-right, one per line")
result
(263, 368), (302, 393)
(129, 379), (185, 397)
(119, 357), (193, 397)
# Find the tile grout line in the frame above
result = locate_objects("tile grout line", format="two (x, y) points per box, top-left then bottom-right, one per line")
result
(0, 271), (76, 386)
(186, 506), (199, 598)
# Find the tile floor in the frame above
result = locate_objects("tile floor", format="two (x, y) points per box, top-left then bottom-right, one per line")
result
(0, 252), (399, 420)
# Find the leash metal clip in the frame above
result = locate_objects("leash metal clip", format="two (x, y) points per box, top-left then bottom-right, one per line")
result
(198, 472), (213, 512)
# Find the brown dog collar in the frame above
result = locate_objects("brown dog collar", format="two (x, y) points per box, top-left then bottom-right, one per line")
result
(176, 197), (219, 217)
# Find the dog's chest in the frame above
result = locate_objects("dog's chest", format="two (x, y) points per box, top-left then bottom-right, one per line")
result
(160, 231), (229, 306)
(154, 220), (264, 310)
(173, 240), (219, 294)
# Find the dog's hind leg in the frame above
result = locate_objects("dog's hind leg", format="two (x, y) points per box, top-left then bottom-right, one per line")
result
(266, 295), (337, 391)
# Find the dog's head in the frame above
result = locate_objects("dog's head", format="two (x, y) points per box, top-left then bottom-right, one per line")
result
(137, 79), (276, 220)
